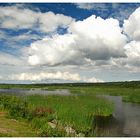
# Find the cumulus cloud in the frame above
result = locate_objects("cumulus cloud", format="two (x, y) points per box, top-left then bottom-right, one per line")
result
(8, 71), (80, 81)
(0, 6), (37, 29)
(69, 15), (127, 60)
(123, 7), (140, 41)
(38, 11), (74, 33)
(83, 77), (104, 83)
(28, 34), (83, 66)
(1, 5), (140, 83)
(0, 5), (74, 33)
(122, 7), (140, 70)
(124, 41), (140, 67)
(3, 71), (103, 83)
(28, 15), (127, 66)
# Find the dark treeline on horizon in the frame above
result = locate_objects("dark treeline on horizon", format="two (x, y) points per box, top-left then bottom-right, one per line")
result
(0, 81), (140, 88)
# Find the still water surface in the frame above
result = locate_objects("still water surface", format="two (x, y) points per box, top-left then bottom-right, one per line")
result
(0, 88), (70, 96)
(97, 95), (140, 137)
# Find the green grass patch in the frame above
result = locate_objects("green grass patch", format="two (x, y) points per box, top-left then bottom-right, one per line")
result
(0, 94), (113, 136)
(27, 94), (113, 135)
(122, 93), (140, 103)
(0, 110), (37, 137)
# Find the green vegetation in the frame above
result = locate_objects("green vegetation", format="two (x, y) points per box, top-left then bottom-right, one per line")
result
(32, 81), (140, 104)
(1, 80), (140, 89)
(0, 111), (37, 137)
(122, 93), (140, 103)
(0, 81), (140, 137)
(0, 94), (113, 137)
(0, 81), (140, 103)
(27, 95), (113, 135)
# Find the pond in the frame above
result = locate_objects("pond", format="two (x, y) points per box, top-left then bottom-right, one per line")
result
(0, 88), (70, 96)
(95, 95), (140, 137)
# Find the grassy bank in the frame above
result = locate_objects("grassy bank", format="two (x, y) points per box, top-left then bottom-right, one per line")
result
(0, 94), (113, 137)
(0, 110), (37, 137)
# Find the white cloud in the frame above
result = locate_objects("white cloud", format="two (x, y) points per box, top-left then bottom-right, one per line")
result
(69, 15), (127, 60)
(124, 41), (140, 67)
(14, 31), (41, 41)
(0, 30), (42, 50)
(83, 77), (104, 83)
(0, 52), (24, 66)
(76, 3), (95, 10)
(28, 15), (127, 66)
(123, 7), (140, 41)
(0, 75), (2, 80)
(38, 11), (74, 33)
(75, 3), (107, 10)
(0, 6), (37, 29)
(0, 5), (74, 33)
(8, 71), (81, 81)
(3, 71), (103, 83)
(28, 34), (82, 66)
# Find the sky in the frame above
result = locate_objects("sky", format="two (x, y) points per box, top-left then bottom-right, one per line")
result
(0, 3), (140, 83)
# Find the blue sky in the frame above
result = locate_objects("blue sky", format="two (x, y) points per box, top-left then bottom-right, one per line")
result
(1, 3), (139, 20)
(0, 3), (140, 83)
(1, 3), (140, 55)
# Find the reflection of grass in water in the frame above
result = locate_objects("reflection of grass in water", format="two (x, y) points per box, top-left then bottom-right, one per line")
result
(92, 115), (119, 136)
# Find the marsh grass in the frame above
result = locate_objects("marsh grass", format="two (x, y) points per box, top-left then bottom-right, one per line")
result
(0, 81), (140, 136)
(0, 94), (113, 136)
(122, 93), (140, 103)
(0, 81), (140, 103)
(27, 94), (113, 135)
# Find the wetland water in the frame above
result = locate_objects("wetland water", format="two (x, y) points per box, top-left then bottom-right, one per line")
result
(97, 95), (140, 137)
(0, 88), (70, 96)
